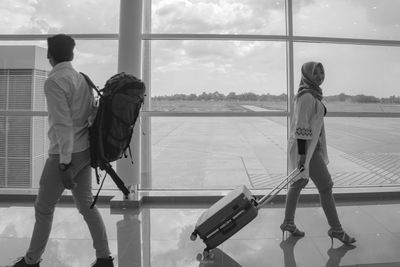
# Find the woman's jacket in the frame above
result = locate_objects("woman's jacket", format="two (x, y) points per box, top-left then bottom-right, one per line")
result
(288, 92), (328, 179)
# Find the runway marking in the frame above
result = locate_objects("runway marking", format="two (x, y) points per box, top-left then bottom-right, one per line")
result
(248, 171), (400, 188)
(248, 152), (400, 188)
(342, 152), (400, 184)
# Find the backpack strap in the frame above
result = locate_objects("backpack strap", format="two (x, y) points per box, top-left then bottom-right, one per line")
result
(103, 162), (130, 198)
(80, 72), (102, 96)
(127, 145), (134, 164)
(95, 168), (101, 184)
(90, 163), (131, 208)
(90, 171), (107, 209)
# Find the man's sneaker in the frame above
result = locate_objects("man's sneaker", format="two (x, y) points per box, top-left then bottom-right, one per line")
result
(91, 256), (114, 267)
(12, 257), (40, 267)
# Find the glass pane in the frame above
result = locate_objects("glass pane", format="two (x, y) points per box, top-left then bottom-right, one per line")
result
(7, 116), (31, 158)
(0, 158), (4, 187)
(148, 40), (287, 111)
(8, 70), (32, 110)
(0, 71), (6, 110)
(149, 0), (286, 34)
(0, 116), (32, 189)
(294, 43), (400, 112)
(0, 114), (113, 190)
(0, 0), (119, 34)
(72, 40), (119, 87)
(0, 40), (118, 88)
(144, 117), (287, 190)
(325, 117), (400, 188)
(0, 117), (4, 157)
(0, 40), (117, 190)
(293, 0), (400, 40)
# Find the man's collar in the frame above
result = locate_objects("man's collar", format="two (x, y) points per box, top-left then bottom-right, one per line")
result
(49, 61), (73, 75)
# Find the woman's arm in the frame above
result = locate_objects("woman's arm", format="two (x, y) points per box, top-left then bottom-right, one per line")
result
(294, 93), (315, 141)
(297, 139), (306, 155)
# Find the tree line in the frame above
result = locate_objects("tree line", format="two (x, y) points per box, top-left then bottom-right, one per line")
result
(153, 92), (287, 101)
(152, 92), (400, 104)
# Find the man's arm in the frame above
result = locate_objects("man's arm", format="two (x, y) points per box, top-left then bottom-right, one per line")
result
(44, 79), (74, 164)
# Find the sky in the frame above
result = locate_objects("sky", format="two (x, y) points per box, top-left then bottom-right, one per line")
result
(0, 0), (400, 97)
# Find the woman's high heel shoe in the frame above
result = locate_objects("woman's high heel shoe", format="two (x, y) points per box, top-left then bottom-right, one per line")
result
(328, 229), (356, 245)
(280, 222), (305, 237)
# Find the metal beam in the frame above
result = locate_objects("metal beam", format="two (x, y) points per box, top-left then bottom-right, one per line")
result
(0, 34), (118, 41)
(141, 33), (400, 47)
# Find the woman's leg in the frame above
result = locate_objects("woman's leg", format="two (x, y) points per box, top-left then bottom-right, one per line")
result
(283, 178), (309, 224)
(309, 151), (342, 231)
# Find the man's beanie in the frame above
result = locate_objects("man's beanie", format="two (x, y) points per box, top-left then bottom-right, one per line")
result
(47, 34), (75, 62)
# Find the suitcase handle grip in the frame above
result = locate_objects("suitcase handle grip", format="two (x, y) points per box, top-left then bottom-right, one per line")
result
(220, 219), (237, 235)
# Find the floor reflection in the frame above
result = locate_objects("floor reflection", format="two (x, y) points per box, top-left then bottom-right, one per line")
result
(279, 235), (303, 267)
(113, 204), (400, 267)
(2, 202), (400, 267)
(116, 209), (142, 267)
(326, 244), (356, 267)
(197, 248), (242, 267)
(279, 235), (357, 267)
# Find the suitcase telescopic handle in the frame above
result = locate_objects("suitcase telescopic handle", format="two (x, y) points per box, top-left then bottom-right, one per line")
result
(256, 167), (304, 209)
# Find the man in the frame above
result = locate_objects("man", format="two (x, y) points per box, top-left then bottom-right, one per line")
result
(13, 34), (114, 267)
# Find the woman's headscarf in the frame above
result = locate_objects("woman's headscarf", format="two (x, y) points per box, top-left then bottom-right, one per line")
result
(296, 61), (324, 101)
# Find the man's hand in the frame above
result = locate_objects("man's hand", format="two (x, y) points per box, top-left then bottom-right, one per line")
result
(59, 163), (76, 189)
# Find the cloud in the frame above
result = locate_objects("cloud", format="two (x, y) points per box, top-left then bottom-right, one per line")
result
(152, 0), (286, 34)
(293, 0), (400, 40)
(0, 0), (119, 34)
(73, 40), (118, 87)
(352, 0), (400, 28)
(293, 0), (369, 37)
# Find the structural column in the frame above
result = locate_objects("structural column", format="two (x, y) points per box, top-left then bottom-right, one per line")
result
(117, 0), (143, 188)
(285, 0), (294, 175)
(141, 0), (152, 189)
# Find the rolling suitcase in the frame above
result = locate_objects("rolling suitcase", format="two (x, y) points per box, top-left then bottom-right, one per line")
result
(190, 167), (304, 256)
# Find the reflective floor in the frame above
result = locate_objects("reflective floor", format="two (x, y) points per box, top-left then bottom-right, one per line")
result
(1, 199), (400, 267)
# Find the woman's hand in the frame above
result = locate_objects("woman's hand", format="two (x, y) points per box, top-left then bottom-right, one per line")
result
(297, 154), (306, 169)
(291, 154), (308, 183)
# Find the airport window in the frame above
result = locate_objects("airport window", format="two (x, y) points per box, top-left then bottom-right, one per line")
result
(145, 117), (287, 190)
(143, 0), (400, 191)
(293, 0), (400, 40)
(149, 40), (287, 111)
(293, 43), (400, 113)
(325, 117), (400, 188)
(0, 0), (119, 34)
(149, 0), (286, 35)
(0, 0), (400, 192)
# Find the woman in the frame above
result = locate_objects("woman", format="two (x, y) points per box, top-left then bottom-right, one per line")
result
(280, 61), (355, 245)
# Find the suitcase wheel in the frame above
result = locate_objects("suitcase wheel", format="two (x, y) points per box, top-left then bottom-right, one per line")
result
(197, 251), (214, 261)
(203, 249), (212, 258)
(190, 232), (197, 241)
(203, 249), (214, 260)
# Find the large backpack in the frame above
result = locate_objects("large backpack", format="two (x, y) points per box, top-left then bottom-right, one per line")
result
(81, 72), (146, 207)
